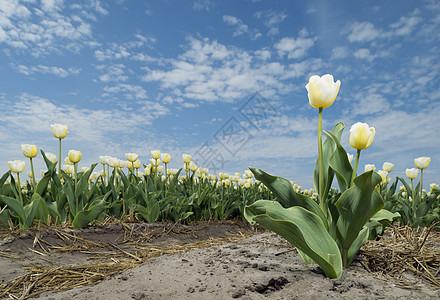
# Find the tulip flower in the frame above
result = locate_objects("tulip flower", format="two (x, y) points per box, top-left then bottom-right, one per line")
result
(349, 122), (376, 187)
(161, 153), (171, 164)
(414, 157), (431, 169)
(45, 152), (57, 164)
(406, 168), (418, 180)
(51, 124), (68, 178)
(21, 144), (38, 190)
(305, 74), (341, 109)
(65, 157), (73, 165)
(151, 150), (160, 160)
(382, 162), (394, 173)
(125, 153), (139, 163)
(68, 150), (82, 164)
(349, 122), (375, 151)
(415, 156), (431, 200)
(377, 170), (388, 185)
(306, 74), (341, 215)
(182, 154), (191, 164)
(430, 183), (438, 191)
(21, 144), (38, 158)
(8, 160), (25, 204)
(63, 165), (74, 175)
(364, 164), (375, 172)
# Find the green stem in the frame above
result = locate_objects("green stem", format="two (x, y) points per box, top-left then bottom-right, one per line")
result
(74, 163), (78, 215)
(317, 108), (326, 215)
(411, 178), (415, 210)
(30, 157), (36, 192)
(350, 149), (361, 187)
(17, 173), (23, 205)
(420, 169), (424, 201)
(58, 138), (62, 179)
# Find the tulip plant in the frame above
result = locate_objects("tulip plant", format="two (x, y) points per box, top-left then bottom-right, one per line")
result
(244, 74), (398, 278)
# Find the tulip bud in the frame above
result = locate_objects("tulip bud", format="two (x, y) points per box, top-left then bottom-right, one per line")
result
(63, 165), (74, 175)
(406, 168), (418, 179)
(382, 162), (394, 173)
(21, 144), (38, 158)
(68, 150), (82, 164)
(151, 150), (161, 160)
(182, 154), (191, 164)
(244, 170), (253, 179)
(161, 153), (171, 164)
(377, 170), (388, 184)
(305, 74), (341, 109)
(347, 153), (354, 164)
(8, 160), (26, 173)
(349, 122), (375, 150)
(414, 156), (431, 169)
(145, 165), (151, 176)
(125, 153), (139, 163)
(45, 152), (57, 164)
(51, 123), (68, 139)
(133, 160), (141, 169)
(430, 183), (438, 191)
(364, 164), (375, 172)
(189, 161), (197, 172)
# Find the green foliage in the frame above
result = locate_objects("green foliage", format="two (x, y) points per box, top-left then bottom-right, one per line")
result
(245, 122), (400, 278)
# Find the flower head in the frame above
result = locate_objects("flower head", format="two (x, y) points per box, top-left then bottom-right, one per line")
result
(45, 152), (57, 164)
(382, 162), (394, 173)
(161, 153), (171, 164)
(51, 124), (68, 139)
(125, 153), (139, 162)
(21, 144), (38, 158)
(182, 154), (192, 164)
(68, 150), (82, 164)
(406, 168), (418, 179)
(151, 150), (160, 160)
(414, 156), (431, 169)
(305, 74), (341, 109)
(8, 160), (25, 173)
(349, 122), (375, 150)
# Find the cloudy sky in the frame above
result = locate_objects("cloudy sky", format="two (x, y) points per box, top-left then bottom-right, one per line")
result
(1, 0), (439, 189)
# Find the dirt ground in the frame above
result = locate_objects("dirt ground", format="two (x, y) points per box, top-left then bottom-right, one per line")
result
(0, 221), (439, 299)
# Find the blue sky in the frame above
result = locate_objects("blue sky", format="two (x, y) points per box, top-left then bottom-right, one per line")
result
(1, 0), (439, 189)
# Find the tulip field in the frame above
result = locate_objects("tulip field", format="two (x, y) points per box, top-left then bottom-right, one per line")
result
(1, 74), (439, 281)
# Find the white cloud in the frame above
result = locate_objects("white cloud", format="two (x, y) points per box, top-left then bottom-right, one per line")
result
(348, 22), (381, 42)
(275, 36), (315, 59)
(96, 64), (128, 82)
(331, 46), (349, 59)
(353, 48), (376, 62)
(141, 37), (320, 103)
(193, 0), (215, 11)
(390, 12), (422, 36)
(254, 9), (287, 36)
(14, 63), (79, 77)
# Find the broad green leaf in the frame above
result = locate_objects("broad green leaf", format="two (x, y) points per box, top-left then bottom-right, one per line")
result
(324, 130), (353, 193)
(75, 163), (97, 198)
(0, 195), (25, 223)
(346, 227), (369, 266)
(72, 198), (108, 228)
(313, 122), (345, 202)
(335, 171), (384, 266)
(249, 167), (327, 227)
(245, 200), (342, 279)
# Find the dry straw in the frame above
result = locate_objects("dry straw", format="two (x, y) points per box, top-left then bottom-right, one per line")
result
(0, 220), (254, 299)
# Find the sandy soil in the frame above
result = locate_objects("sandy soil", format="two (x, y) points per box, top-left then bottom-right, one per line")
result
(0, 221), (439, 299)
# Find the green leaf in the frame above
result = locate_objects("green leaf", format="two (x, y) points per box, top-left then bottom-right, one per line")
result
(335, 171), (384, 266)
(249, 167), (327, 227)
(245, 200), (342, 279)
(75, 163), (97, 198)
(324, 130), (353, 193)
(313, 122), (345, 202)
(0, 195), (25, 223)
(72, 198), (108, 228)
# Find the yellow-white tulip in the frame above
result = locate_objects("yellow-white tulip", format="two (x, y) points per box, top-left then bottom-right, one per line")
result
(349, 122), (375, 150)
(364, 164), (375, 172)
(189, 161), (197, 172)
(161, 153), (171, 164)
(21, 144), (38, 158)
(382, 162), (394, 173)
(51, 123), (68, 139)
(430, 183), (438, 191)
(8, 160), (25, 173)
(28, 172), (33, 178)
(63, 165), (74, 175)
(377, 170), (388, 185)
(244, 170), (253, 179)
(305, 74), (341, 109)
(125, 153), (139, 162)
(118, 159), (126, 168)
(45, 152), (57, 164)
(182, 154), (192, 164)
(414, 156), (431, 169)
(151, 150), (160, 160)
(133, 160), (140, 169)
(65, 157), (73, 165)
(406, 168), (418, 179)
(145, 165), (151, 176)
(68, 150), (82, 164)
